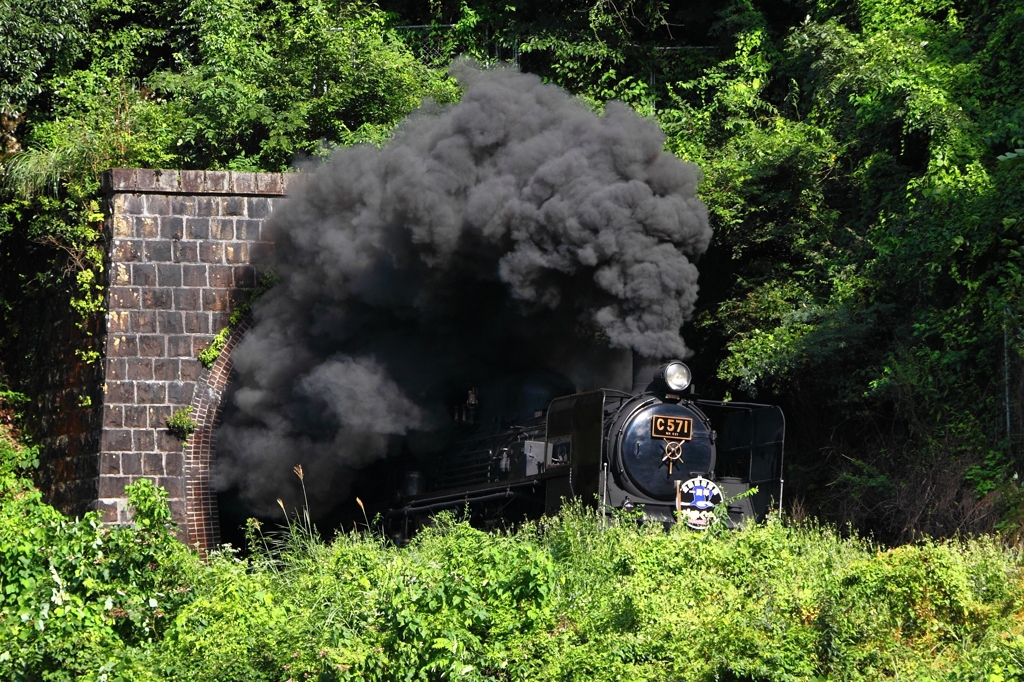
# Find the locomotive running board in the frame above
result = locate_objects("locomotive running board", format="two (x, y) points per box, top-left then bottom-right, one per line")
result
(384, 478), (549, 519)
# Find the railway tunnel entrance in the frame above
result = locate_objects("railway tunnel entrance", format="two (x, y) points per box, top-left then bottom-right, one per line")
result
(85, 169), (296, 553)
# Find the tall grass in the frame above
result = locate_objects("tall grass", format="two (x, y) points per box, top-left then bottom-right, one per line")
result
(140, 504), (1024, 681)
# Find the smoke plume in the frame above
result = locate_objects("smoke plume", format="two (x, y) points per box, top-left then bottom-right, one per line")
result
(213, 62), (711, 515)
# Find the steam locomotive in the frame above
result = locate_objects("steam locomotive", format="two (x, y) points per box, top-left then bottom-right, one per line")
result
(385, 360), (784, 538)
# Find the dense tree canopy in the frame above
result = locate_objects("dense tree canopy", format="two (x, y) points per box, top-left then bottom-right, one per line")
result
(3, 0), (1024, 541)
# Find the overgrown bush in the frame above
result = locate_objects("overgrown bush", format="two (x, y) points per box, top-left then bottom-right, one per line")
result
(651, 0), (1024, 540)
(0, 434), (200, 680)
(3, 416), (1024, 681)
(132, 505), (1024, 681)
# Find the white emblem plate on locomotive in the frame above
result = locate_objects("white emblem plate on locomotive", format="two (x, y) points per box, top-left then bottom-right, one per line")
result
(651, 415), (693, 440)
(677, 476), (723, 530)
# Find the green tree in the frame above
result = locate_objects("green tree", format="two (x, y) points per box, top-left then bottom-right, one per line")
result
(647, 0), (1024, 539)
(0, 0), (455, 384)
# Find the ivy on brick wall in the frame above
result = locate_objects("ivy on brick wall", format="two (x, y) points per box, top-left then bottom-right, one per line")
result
(197, 271), (278, 369)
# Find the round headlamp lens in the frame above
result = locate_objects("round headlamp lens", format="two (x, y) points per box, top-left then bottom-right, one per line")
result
(663, 361), (691, 391)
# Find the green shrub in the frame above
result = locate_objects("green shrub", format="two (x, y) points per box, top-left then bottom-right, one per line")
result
(165, 407), (196, 440)
(197, 329), (230, 369)
(3, 422), (1024, 680)
(136, 505), (1024, 681)
(0, 435), (201, 680)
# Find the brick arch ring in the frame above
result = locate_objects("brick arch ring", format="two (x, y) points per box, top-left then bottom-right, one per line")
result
(183, 316), (253, 554)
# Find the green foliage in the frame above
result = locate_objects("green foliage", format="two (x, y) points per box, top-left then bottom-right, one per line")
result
(0, 0), (455, 371)
(633, 0), (1024, 539)
(140, 506), (1024, 680)
(154, 0), (458, 170)
(197, 328), (231, 370)
(383, 0), (707, 113)
(166, 407), (196, 441)
(198, 271), (279, 368)
(3, 412), (1024, 680)
(0, 0), (91, 133)
(0, 431), (199, 680)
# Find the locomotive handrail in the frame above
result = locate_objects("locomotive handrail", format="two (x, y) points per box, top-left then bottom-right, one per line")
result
(420, 479), (542, 503)
(384, 480), (542, 518)
(695, 400), (779, 409)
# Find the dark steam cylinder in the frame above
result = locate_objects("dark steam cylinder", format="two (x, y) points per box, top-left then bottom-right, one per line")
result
(607, 396), (714, 501)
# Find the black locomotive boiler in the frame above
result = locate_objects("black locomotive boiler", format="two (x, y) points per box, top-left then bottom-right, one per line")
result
(385, 360), (784, 537)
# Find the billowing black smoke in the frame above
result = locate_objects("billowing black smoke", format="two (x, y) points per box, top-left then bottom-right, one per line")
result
(213, 62), (711, 516)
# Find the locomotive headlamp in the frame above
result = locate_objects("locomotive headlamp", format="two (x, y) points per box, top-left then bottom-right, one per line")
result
(662, 361), (692, 392)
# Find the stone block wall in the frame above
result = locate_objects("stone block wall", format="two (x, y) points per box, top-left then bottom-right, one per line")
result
(19, 288), (105, 520)
(96, 169), (295, 549)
